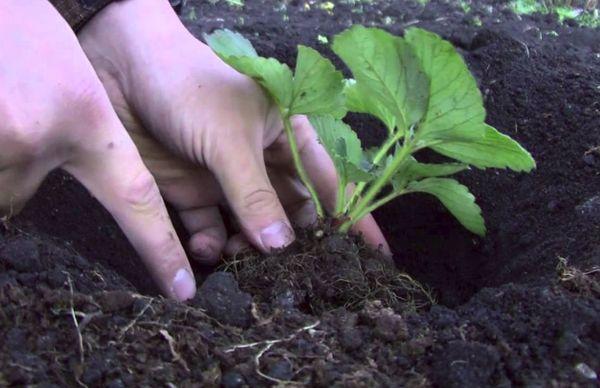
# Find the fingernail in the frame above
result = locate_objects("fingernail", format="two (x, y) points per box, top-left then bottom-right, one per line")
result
(260, 221), (294, 251)
(172, 268), (196, 301)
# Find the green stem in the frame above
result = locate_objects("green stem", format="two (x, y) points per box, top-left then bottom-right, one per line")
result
(344, 130), (405, 213)
(339, 143), (413, 232)
(351, 189), (407, 224)
(335, 175), (347, 216)
(283, 116), (324, 218)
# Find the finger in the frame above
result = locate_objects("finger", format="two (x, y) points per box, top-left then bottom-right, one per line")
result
(267, 170), (316, 228)
(64, 119), (196, 301)
(179, 206), (226, 265)
(224, 233), (251, 257)
(207, 137), (294, 253)
(352, 213), (391, 256)
(103, 96), (229, 264)
(147, 162), (228, 264)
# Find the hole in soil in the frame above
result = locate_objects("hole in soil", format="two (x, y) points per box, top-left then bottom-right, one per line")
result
(13, 171), (497, 309)
(348, 114), (497, 307)
(377, 200), (488, 307)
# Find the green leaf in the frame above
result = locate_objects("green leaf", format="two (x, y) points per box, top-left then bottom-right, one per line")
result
(205, 30), (294, 108)
(224, 57), (294, 108)
(405, 28), (486, 143)
(203, 29), (258, 58)
(408, 178), (486, 236)
(341, 161), (373, 182)
(392, 157), (468, 190)
(309, 115), (373, 182)
(310, 116), (362, 164)
(290, 46), (346, 118)
(344, 79), (396, 133)
(432, 124), (536, 172)
(403, 157), (469, 181)
(333, 26), (429, 132)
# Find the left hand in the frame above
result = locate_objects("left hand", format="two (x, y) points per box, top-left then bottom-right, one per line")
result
(78, 0), (390, 264)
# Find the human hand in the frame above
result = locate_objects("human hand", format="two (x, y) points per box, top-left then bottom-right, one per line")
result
(78, 0), (391, 263)
(0, 1), (196, 301)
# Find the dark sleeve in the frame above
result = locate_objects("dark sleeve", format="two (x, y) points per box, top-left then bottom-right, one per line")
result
(48, 0), (116, 31)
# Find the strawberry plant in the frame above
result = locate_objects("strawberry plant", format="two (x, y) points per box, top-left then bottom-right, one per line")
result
(205, 26), (535, 236)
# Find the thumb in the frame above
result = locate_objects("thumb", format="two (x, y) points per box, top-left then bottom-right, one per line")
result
(208, 139), (294, 252)
(65, 124), (196, 301)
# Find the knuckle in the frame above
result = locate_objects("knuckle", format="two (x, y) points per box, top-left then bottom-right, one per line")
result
(1, 121), (45, 161)
(152, 239), (183, 274)
(242, 188), (278, 214)
(121, 169), (163, 211)
(64, 81), (112, 126)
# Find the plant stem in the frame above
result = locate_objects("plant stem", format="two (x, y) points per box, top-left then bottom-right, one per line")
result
(283, 116), (324, 218)
(344, 130), (405, 213)
(351, 189), (407, 224)
(335, 175), (347, 216)
(339, 143), (413, 232)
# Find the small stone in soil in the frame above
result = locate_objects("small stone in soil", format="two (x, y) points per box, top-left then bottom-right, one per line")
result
(267, 359), (294, 381)
(582, 153), (596, 166)
(575, 363), (597, 380)
(221, 370), (246, 388)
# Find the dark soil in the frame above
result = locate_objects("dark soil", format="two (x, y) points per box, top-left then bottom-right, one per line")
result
(1, 229), (599, 386)
(2, 0), (599, 386)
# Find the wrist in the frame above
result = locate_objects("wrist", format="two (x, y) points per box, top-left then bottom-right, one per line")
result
(91, 0), (186, 39)
(79, 0), (195, 73)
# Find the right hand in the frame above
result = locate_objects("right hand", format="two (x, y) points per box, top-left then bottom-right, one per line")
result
(0, 0), (197, 301)
(76, 0), (391, 262)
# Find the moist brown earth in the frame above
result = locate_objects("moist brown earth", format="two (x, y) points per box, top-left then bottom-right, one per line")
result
(2, 0), (599, 386)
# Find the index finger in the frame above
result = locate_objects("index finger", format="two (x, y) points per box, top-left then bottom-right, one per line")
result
(64, 117), (196, 301)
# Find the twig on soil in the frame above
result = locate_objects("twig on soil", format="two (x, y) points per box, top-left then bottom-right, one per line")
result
(65, 274), (88, 388)
(159, 329), (190, 372)
(402, 19), (420, 28)
(224, 320), (320, 353)
(118, 297), (153, 340)
(66, 275), (85, 365)
(7, 362), (36, 373)
(516, 39), (531, 57)
(557, 256), (600, 280)
(255, 342), (299, 386)
(77, 311), (104, 333)
(224, 320), (320, 385)
(0, 197), (15, 229)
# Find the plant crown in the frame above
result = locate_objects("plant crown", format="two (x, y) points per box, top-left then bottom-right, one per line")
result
(205, 26), (535, 236)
